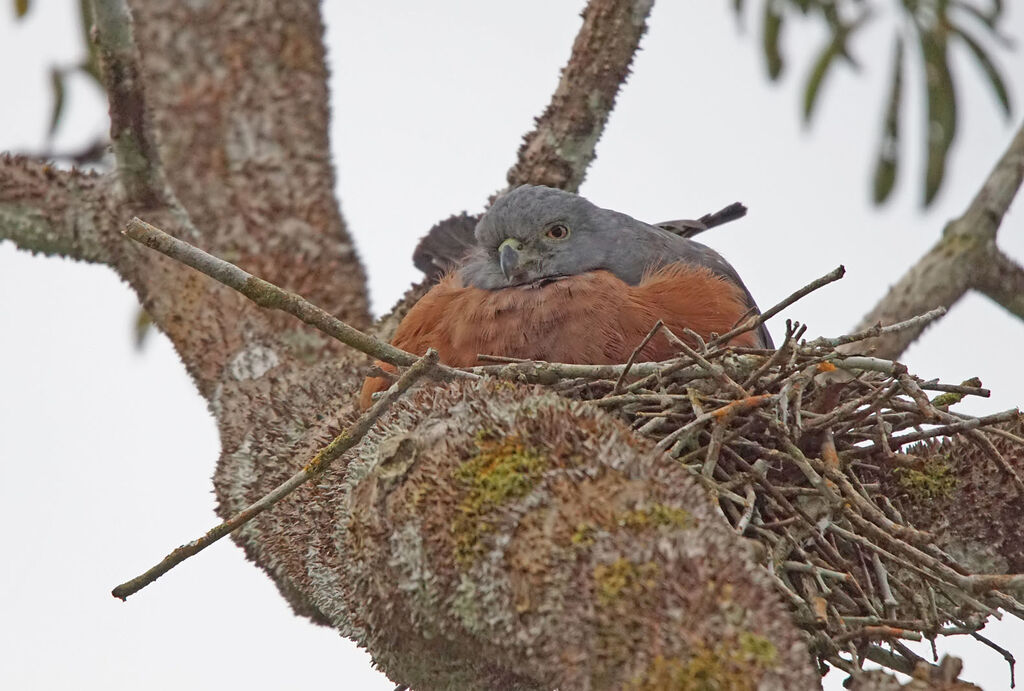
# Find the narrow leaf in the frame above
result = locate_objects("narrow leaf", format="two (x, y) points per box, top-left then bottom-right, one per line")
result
(732, 0), (745, 17)
(47, 67), (66, 138)
(762, 0), (785, 80)
(872, 37), (904, 204)
(803, 39), (841, 123)
(134, 308), (153, 351)
(14, 0), (29, 18)
(952, 24), (1012, 117)
(918, 27), (957, 206)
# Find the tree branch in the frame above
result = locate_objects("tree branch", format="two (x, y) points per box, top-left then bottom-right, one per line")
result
(0, 155), (113, 264)
(851, 119), (1024, 358)
(91, 0), (170, 209)
(112, 350), (439, 600)
(505, 0), (655, 191)
(123, 217), (477, 380)
(340, 380), (819, 690)
(975, 249), (1024, 321)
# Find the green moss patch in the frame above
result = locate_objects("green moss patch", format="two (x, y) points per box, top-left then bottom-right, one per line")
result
(894, 456), (956, 502)
(452, 433), (546, 564)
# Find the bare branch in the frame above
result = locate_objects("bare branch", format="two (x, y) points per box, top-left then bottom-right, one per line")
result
(112, 350), (440, 600)
(852, 119), (1024, 358)
(975, 249), (1024, 321)
(123, 217), (471, 377)
(708, 265), (846, 348)
(506, 0), (655, 191)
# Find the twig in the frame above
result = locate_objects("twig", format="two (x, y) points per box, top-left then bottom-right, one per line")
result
(846, 409), (1021, 457)
(807, 308), (947, 350)
(112, 350), (440, 600)
(663, 326), (748, 398)
(708, 265), (846, 348)
(613, 320), (664, 393)
(124, 218), (469, 378)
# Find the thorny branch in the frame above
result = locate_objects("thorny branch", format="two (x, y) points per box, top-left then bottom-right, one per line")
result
(506, 0), (655, 192)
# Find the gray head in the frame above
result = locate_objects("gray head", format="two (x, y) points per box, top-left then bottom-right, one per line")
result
(460, 185), (656, 289)
(459, 185), (732, 288)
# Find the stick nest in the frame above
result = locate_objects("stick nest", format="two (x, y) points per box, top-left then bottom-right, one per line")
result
(491, 317), (1024, 683)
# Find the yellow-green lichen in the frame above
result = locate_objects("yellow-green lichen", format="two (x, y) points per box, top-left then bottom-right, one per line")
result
(629, 634), (778, 691)
(593, 558), (660, 607)
(894, 456), (956, 502)
(571, 522), (597, 547)
(618, 504), (691, 531)
(452, 433), (546, 564)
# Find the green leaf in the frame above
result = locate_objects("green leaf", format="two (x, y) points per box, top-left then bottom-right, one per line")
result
(133, 308), (153, 351)
(14, 0), (29, 18)
(762, 0), (785, 80)
(802, 39), (841, 123)
(917, 26), (957, 206)
(872, 37), (904, 204)
(952, 24), (1012, 117)
(47, 67), (66, 138)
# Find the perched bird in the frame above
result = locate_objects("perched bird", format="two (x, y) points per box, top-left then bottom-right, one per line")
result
(360, 185), (771, 408)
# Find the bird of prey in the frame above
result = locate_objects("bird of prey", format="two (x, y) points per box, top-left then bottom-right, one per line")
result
(360, 185), (771, 408)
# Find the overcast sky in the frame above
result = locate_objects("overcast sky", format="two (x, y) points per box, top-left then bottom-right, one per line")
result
(1, 2), (1023, 689)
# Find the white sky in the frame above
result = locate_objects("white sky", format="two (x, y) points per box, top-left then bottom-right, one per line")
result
(1, 2), (1023, 689)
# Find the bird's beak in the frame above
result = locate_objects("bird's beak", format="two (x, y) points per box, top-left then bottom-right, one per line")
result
(498, 238), (523, 281)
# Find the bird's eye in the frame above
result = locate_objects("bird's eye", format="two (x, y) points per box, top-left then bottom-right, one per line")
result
(546, 224), (570, 240)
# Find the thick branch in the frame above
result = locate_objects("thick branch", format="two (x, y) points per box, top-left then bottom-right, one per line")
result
(873, 417), (1024, 577)
(127, 0), (369, 326)
(851, 120), (1024, 358)
(505, 0), (654, 191)
(340, 380), (819, 690)
(0, 155), (113, 264)
(975, 249), (1024, 320)
(92, 0), (169, 209)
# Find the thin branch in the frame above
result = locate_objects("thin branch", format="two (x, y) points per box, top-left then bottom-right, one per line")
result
(845, 408), (1021, 458)
(708, 265), (846, 348)
(505, 0), (655, 191)
(975, 249), (1024, 321)
(809, 307), (946, 350)
(662, 326), (749, 398)
(613, 319), (664, 392)
(91, 0), (169, 208)
(123, 218), (470, 376)
(112, 350), (440, 600)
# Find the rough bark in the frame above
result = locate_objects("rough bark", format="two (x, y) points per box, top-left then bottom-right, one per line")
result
(2, 1), (1021, 689)
(506, 0), (655, 192)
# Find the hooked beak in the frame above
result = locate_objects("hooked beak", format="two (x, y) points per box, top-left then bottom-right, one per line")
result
(498, 238), (523, 281)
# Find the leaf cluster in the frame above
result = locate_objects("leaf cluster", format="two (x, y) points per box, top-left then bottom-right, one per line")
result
(736, 0), (1015, 205)
(12, 0), (102, 140)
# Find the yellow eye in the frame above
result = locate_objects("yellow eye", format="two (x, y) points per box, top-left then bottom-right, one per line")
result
(546, 223), (570, 240)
